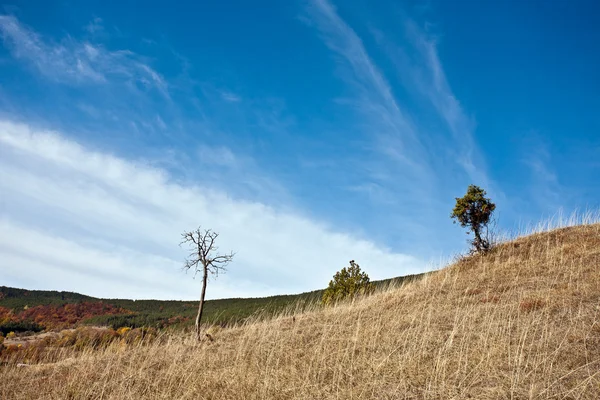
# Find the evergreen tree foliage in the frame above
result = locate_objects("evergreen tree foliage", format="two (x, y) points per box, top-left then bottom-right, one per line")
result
(451, 184), (496, 253)
(322, 260), (374, 305)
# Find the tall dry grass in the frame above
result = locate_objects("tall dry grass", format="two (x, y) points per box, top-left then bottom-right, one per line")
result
(2, 221), (600, 399)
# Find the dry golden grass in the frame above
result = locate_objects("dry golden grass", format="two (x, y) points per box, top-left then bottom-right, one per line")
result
(2, 221), (600, 399)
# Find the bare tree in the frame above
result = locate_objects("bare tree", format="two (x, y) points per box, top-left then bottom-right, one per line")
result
(180, 227), (234, 341)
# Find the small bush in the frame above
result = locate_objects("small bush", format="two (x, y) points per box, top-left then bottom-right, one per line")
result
(121, 327), (158, 345)
(55, 330), (77, 347)
(117, 326), (132, 336)
(322, 260), (374, 305)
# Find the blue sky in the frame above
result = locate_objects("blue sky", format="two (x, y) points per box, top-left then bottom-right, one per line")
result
(0, 0), (598, 300)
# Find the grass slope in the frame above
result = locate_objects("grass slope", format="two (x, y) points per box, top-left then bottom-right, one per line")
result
(2, 223), (600, 399)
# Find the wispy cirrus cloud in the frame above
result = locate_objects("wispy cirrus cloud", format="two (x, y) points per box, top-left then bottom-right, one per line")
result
(402, 21), (488, 187)
(84, 17), (104, 36)
(305, 0), (425, 171)
(197, 144), (238, 168)
(0, 120), (426, 299)
(522, 138), (564, 213)
(302, 0), (493, 244)
(303, 0), (439, 231)
(219, 90), (242, 103)
(0, 14), (168, 96)
(305, 0), (491, 188)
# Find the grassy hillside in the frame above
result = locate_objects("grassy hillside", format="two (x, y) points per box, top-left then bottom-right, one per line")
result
(0, 273), (426, 331)
(2, 223), (599, 399)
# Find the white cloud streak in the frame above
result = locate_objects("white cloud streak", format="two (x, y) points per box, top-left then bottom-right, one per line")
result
(305, 0), (427, 175)
(0, 15), (168, 96)
(523, 140), (563, 212)
(306, 0), (491, 186)
(220, 90), (242, 103)
(402, 21), (488, 186)
(0, 120), (426, 299)
(197, 144), (238, 168)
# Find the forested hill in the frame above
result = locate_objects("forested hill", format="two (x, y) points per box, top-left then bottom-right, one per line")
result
(0, 272), (426, 332)
(0, 286), (96, 308)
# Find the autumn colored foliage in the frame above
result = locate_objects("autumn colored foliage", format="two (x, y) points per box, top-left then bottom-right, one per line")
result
(0, 302), (130, 331)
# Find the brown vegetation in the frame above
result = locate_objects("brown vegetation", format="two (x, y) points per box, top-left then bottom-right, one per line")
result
(2, 223), (600, 399)
(1, 326), (159, 365)
(0, 302), (131, 330)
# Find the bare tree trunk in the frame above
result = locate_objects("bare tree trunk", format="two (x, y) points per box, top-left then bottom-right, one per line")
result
(195, 264), (208, 341)
(473, 228), (489, 253)
(474, 228), (483, 252)
(181, 228), (233, 340)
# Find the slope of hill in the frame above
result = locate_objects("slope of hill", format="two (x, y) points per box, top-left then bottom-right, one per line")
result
(2, 223), (599, 399)
(0, 273), (425, 331)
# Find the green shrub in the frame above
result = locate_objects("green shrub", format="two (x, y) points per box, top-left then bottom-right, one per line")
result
(322, 260), (374, 305)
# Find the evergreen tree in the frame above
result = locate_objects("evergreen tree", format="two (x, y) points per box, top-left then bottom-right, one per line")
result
(322, 260), (374, 305)
(451, 184), (496, 253)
